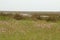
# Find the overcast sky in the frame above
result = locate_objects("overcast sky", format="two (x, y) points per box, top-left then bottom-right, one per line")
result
(0, 0), (60, 11)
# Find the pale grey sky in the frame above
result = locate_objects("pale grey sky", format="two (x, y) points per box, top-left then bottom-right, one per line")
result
(0, 0), (60, 11)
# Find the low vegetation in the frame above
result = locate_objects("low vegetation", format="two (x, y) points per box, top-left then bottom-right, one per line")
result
(0, 12), (60, 21)
(0, 12), (60, 40)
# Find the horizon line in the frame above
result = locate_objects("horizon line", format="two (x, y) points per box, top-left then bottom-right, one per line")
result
(0, 10), (60, 12)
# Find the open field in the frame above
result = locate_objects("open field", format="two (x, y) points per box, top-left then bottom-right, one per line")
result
(0, 11), (60, 40)
(0, 19), (60, 40)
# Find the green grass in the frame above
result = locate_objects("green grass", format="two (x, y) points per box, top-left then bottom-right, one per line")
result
(0, 16), (13, 21)
(0, 17), (60, 40)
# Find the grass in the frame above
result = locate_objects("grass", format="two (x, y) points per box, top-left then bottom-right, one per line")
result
(0, 15), (60, 40)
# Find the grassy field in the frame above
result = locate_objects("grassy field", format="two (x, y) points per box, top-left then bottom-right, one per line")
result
(0, 11), (60, 40)
(0, 17), (60, 40)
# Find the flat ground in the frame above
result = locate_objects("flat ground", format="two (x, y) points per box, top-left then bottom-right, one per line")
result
(0, 19), (60, 40)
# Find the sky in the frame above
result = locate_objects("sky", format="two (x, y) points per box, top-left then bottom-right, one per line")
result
(0, 0), (60, 11)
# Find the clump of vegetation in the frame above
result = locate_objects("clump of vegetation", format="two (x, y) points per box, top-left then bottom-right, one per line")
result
(13, 13), (23, 20)
(31, 14), (41, 21)
(46, 16), (60, 22)
(31, 13), (60, 22)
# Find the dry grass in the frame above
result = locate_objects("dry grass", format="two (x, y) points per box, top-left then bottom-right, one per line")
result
(0, 19), (60, 40)
(0, 12), (60, 40)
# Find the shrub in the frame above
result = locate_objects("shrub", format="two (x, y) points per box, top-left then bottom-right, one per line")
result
(31, 14), (41, 20)
(13, 14), (23, 20)
(46, 16), (59, 22)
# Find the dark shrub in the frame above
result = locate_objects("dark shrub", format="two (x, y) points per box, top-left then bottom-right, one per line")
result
(46, 16), (59, 22)
(31, 14), (41, 20)
(13, 14), (22, 20)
